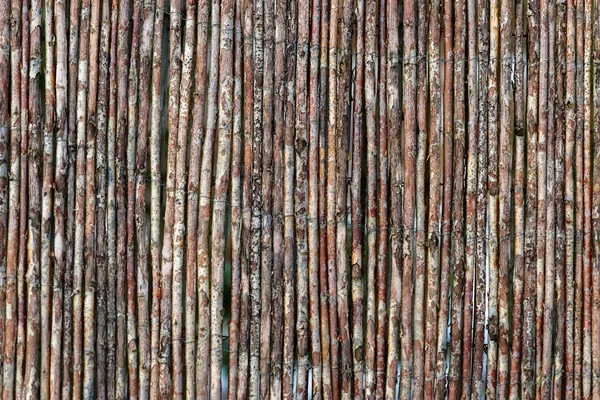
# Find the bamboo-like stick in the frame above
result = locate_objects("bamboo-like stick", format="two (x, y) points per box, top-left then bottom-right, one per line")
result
(71, 0), (91, 394)
(574, 0), (585, 394)
(447, 0), (467, 394)
(2, 0), (22, 395)
(294, 0), (310, 390)
(183, 0), (208, 395)
(250, 0), (265, 394)
(82, 0), (101, 395)
(106, 1), (118, 397)
(335, 1), (353, 397)
(259, 0), (274, 392)
(385, 0), (402, 394)
(412, 0), (428, 394)
(486, 0), (500, 393)
(282, 0), (297, 395)
(471, 0), (489, 396)
(209, 0), (234, 396)
(94, 1), (111, 397)
(424, 0), (442, 396)
(268, 0), (287, 394)
(436, 0), (455, 395)
(508, 0), (526, 396)
(318, 0), (332, 396)
(460, 0), (479, 395)
(15, 1), (29, 394)
(308, 0), (324, 396)
(350, 0), (365, 397)
(169, 0), (189, 393)
(38, 0), (55, 394)
(134, 1), (155, 398)
(115, 0), (131, 396)
(497, 0), (514, 393)
(228, 0), (244, 397)
(237, 0), (253, 395)
(195, 0), (220, 394)
(553, 2), (566, 396)
(148, 0), (165, 395)
(23, 0), (43, 396)
(564, 0), (576, 396)
(582, 0), (593, 394)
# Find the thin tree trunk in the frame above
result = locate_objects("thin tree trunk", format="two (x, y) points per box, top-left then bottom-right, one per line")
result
(350, 0), (365, 394)
(15, 1), (29, 394)
(115, 0), (131, 396)
(259, 0), (275, 392)
(535, 0), (549, 393)
(170, 0), (192, 395)
(72, 0), (92, 395)
(23, 0), (43, 396)
(334, 1), (353, 397)
(553, 2), (566, 396)
(183, 0), (208, 395)
(2, 0), (22, 395)
(282, 0), (297, 395)
(564, 0), (576, 396)
(237, 0), (254, 395)
(436, 0), (455, 395)
(582, 0), (593, 394)
(574, 0), (585, 394)
(94, 2), (111, 398)
(447, 0), (467, 394)
(148, 0), (165, 396)
(521, 0), (539, 397)
(195, 0), (220, 394)
(375, 0), (388, 395)
(229, 0), (245, 400)
(268, 0), (287, 394)
(134, 1), (155, 398)
(364, 0), (378, 394)
(471, 0), (489, 396)
(497, 0), (514, 394)
(167, 0), (184, 394)
(486, 0), (500, 393)
(308, 0), (324, 396)
(105, 2), (118, 397)
(228, 0), (244, 397)
(50, 0), (71, 396)
(38, 0), (55, 394)
(209, 0), (234, 396)
(508, 0), (526, 396)
(385, 0), (402, 394)
(592, 0), (600, 393)
(412, 0), (428, 394)
(82, 0), (101, 395)
(424, 0), (442, 396)
(250, 0), (265, 394)
(317, 0), (332, 396)
(36, 0), (54, 394)
(460, 0), (479, 394)
(325, 0), (341, 394)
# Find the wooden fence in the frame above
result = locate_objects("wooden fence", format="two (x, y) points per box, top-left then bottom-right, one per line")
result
(0, 0), (595, 398)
